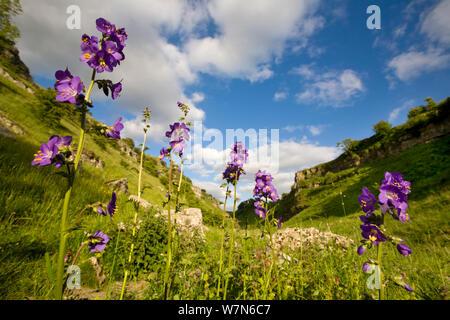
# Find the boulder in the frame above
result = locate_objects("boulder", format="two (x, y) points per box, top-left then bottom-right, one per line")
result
(105, 178), (129, 194)
(158, 208), (205, 238)
(128, 195), (152, 209)
(80, 150), (105, 169)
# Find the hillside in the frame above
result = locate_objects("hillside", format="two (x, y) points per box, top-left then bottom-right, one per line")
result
(0, 41), (226, 298)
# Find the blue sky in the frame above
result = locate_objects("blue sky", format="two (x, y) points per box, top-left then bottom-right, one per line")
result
(14, 0), (450, 206)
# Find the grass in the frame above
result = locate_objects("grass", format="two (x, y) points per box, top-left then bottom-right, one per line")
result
(0, 50), (448, 300)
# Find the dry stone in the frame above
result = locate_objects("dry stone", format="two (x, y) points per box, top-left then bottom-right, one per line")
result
(105, 178), (129, 194)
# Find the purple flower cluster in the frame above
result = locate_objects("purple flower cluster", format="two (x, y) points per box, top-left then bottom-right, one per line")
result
(358, 172), (412, 255)
(357, 172), (413, 292)
(252, 170), (279, 219)
(31, 135), (72, 168)
(54, 68), (85, 105)
(80, 18), (127, 73)
(253, 170), (279, 202)
(222, 142), (248, 184)
(164, 121), (190, 158)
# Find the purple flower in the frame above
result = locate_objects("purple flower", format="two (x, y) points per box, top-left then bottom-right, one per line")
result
(254, 199), (267, 219)
(222, 162), (246, 184)
(358, 187), (377, 214)
(55, 73), (84, 104)
(80, 34), (99, 65)
(403, 283), (413, 292)
(88, 230), (110, 252)
(97, 207), (106, 216)
(230, 142), (248, 168)
(382, 171), (411, 195)
(166, 122), (190, 141)
(277, 216), (282, 229)
(110, 81), (122, 100)
(157, 170), (161, 175)
(362, 263), (371, 272)
(106, 192), (117, 218)
(169, 137), (187, 156)
(88, 40), (123, 73)
(54, 68), (73, 88)
(106, 117), (124, 140)
(360, 224), (386, 245)
(357, 245), (367, 255)
(158, 147), (170, 161)
(96, 18), (116, 35)
(253, 170), (279, 202)
(31, 136), (60, 167)
(397, 243), (412, 257)
(379, 184), (407, 206)
(112, 27), (127, 48)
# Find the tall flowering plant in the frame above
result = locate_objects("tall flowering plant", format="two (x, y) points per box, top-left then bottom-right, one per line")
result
(32, 17), (127, 299)
(221, 142), (248, 299)
(357, 171), (413, 299)
(160, 102), (191, 299)
(120, 107), (151, 299)
(252, 170), (280, 299)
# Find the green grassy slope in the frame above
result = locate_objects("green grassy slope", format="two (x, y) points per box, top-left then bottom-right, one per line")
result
(0, 56), (225, 298)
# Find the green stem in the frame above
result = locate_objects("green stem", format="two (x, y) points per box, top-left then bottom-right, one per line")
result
(120, 124), (148, 300)
(54, 69), (96, 300)
(216, 185), (229, 297)
(378, 242), (384, 300)
(106, 229), (121, 299)
(163, 155), (174, 299)
(223, 174), (238, 300)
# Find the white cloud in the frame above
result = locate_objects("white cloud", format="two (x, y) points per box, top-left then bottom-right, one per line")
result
(274, 91), (288, 101)
(191, 92), (205, 103)
(282, 125), (304, 133)
(307, 125), (323, 136)
(388, 99), (415, 123)
(296, 69), (364, 106)
(185, 138), (340, 203)
(387, 48), (450, 82)
(420, 0), (450, 46)
(184, 0), (323, 81)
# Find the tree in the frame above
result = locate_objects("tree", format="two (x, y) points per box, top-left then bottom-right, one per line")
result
(0, 0), (22, 43)
(373, 120), (392, 136)
(337, 138), (358, 152)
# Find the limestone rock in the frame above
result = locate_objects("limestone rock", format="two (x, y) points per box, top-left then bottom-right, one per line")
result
(128, 195), (152, 209)
(105, 178), (129, 194)
(80, 150), (105, 169)
(158, 208), (205, 238)
(275, 227), (353, 252)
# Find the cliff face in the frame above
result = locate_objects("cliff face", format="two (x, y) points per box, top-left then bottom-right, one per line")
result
(291, 101), (450, 194)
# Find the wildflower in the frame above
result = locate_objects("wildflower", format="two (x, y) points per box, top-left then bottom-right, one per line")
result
(54, 68), (73, 88)
(106, 192), (118, 218)
(109, 81), (122, 100)
(381, 171), (411, 195)
(80, 34), (99, 65)
(358, 187), (377, 214)
(166, 122), (190, 141)
(397, 243), (412, 257)
(31, 136), (60, 167)
(357, 244), (367, 255)
(106, 117), (124, 139)
(253, 170), (279, 202)
(88, 230), (110, 252)
(96, 18), (116, 36)
(88, 40), (123, 73)
(277, 216), (282, 229)
(222, 162), (246, 184)
(254, 199), (267, 219)
(159, 147), (171, 161)
(230, 142), (248, 167)
(360, 224), (386, 245)
(55, 73), (84, 104)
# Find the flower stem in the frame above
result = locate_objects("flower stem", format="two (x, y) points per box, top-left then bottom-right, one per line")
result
(163, 155), (174, 299)
(120, 122), (148, 300)
(54, 69), (96, 300)
(216, 185), (229, 297)
(223, 174), (238, 300)
(377, 242), (384, 300)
